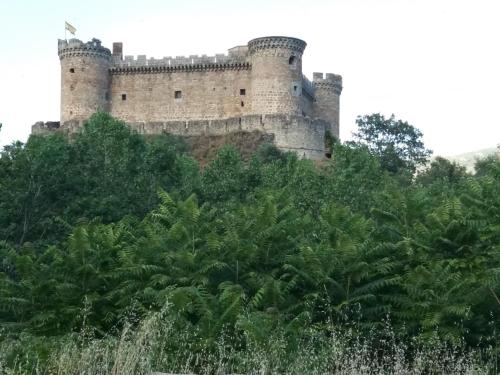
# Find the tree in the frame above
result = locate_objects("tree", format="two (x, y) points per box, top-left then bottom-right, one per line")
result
(417, 156), (468, 185)
(474, 152), (500, 178)
(353, 113), (432, 174)
(201, 146), (246, 203)
(0, 113), (199, 245)
(0, 134), (74, 244)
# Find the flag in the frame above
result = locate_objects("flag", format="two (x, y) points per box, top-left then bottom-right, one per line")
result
(65, 21), (76, 35)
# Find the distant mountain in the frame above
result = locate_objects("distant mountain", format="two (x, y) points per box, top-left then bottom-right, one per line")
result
(444, 146), (499, 172)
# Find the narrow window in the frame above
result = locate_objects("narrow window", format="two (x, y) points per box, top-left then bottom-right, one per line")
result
(105, 92), (110, 101)
(175, 90), (182, 99)
(69, 68), (75, 73)
(293, 85), (298, 92)
(122, 94), (127, 101)
(240, 89), (246, 96)
(289, 56), (296, 65)
(241, 101), (245, 107)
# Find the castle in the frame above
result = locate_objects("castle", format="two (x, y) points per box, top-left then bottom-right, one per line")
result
(32, 36), (342, 159)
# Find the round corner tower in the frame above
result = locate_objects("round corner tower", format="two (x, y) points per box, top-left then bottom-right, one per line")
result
(313, 73), (342, 138)
(58, 38), (111, 124)
(248, 36), (306, 115)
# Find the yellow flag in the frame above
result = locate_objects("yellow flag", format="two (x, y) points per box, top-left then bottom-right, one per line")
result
(65, 21), (76, 35)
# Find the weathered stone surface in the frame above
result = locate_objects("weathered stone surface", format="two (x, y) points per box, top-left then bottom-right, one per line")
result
(41, 36), (343, 159)
(31, 121), (61, 134)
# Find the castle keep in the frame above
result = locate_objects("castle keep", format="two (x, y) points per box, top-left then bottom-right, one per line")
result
(33, 36), (342, 159)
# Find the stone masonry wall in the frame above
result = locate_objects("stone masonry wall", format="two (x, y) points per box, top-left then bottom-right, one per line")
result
(312, 72), (342, 138)
(130, 114), (326, 159)
(49, 36), (343, 160)
(248, 37), (306, 116)
(109, 68), (252, 122)
(59, 39), (111, 124)
(45, 114), (326, 159)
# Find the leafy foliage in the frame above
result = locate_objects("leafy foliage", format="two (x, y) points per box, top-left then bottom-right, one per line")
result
(0, 113), (499, 370)
(353, 113), (432, 174)
(0, 112), (196, 245)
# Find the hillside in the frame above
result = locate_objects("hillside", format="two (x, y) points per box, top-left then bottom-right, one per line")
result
(445, 146), (498, 172)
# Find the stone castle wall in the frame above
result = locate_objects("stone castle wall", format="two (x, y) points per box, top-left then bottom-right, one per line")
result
(38, 36), (343, 160)
(43, 114), (327, 159)
(110, 66), (252, 122)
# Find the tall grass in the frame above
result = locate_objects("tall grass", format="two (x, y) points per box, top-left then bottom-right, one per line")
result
(0, 306), (497, 374)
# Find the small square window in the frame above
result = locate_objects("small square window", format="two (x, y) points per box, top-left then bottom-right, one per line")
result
(69, 68), (75, 73)
(240, 89), (246, 96)
(122, 94), (127, 101)
(175, 90), (182, 99)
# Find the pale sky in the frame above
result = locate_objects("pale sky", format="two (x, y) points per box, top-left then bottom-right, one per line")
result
(0, 0), (499, 156)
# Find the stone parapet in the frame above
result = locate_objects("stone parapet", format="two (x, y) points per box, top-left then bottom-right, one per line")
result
(31, 121), (60, 134)
(113, 52), (247, 68)
(109, 61), (251, 75)
(312, 72), (343, 95)
(48, 114), (326, 159)
(131, 114), (326, 159)
(58, 38), (111, 61)
(248, 36), (307, 55)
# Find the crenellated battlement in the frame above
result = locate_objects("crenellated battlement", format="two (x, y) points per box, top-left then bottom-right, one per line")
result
(312, 72), (343, 95)
(110, 61), (251, 74)
(112, 51), (248, 68)
(248, 36), (306, 55)
(58, 38), (111, 61)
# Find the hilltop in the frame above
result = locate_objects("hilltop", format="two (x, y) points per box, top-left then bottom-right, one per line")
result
(444, 146), (499, 172)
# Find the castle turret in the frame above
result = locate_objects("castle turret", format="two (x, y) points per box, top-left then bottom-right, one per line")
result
(58, 38), (111, 124)
(313, 73), (342, 138)
(248, 36), (307, 116)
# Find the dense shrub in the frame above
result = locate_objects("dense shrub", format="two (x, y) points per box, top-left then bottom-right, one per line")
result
(1, 113), (498, 372)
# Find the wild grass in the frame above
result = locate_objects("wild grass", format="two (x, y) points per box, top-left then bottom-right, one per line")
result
(0, 306), (497, 375)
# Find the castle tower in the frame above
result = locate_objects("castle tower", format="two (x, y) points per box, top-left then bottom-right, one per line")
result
(248, 36), (307, 116)
(58, 38), (111, 124)
(313, 73), (342, 138)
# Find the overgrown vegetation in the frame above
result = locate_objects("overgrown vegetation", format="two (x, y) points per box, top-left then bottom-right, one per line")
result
(0, 113), (499, 373)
